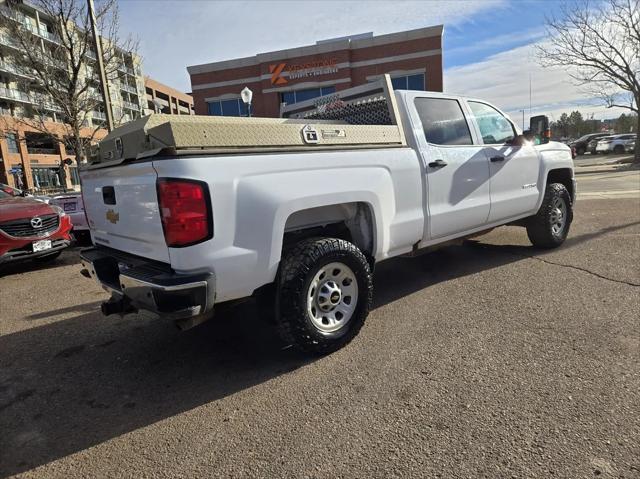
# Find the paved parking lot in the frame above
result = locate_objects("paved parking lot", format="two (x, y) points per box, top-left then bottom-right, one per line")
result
(1, 195), (639, 478)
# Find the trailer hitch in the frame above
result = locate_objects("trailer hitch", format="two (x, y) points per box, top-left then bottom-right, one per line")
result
(101, 294), (137, 317)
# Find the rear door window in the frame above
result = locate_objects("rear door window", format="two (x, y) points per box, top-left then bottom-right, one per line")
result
(414, 97), (473, 146)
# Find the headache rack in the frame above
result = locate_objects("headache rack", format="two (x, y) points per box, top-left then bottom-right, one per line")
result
(87, 75), (406, 168)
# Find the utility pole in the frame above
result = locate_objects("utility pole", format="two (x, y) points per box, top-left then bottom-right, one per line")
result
(87, 0), (114, 131)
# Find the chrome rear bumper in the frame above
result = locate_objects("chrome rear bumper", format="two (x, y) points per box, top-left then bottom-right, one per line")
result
(80, 247), (215, 324)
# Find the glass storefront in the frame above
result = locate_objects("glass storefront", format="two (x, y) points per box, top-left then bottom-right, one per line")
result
(31, 166), (62, 189)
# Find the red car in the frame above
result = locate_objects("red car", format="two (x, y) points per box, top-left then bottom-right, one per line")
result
(0, 188), (73, 265)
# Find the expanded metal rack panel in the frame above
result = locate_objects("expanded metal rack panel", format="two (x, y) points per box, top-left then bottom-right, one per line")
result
(301, 97), (392, 125)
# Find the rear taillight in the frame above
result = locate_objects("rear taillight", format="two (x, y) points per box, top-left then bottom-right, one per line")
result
(157, 179), (212, 247)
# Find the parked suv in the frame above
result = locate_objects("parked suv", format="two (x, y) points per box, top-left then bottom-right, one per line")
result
(596, 134), (637, 154)
(570, 133), (609, 155)
(0, 188), (73, 265)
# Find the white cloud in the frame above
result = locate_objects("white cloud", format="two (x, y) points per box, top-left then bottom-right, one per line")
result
(120, 0), (507, 92)
(444, 42), (630, 124)
(446, 27), (545, 57)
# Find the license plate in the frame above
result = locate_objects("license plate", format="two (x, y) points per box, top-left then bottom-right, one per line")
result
(33, 240), (52, 252)
(63, 202), (76, 212)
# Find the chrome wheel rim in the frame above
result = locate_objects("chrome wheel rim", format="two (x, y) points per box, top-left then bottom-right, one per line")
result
(307, 262), (358, 333)
(550, 196), (567, 236)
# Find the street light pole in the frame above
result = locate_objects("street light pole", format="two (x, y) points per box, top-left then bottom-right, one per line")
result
(241, 87), (253, 117)
(87, 0), (114, 131)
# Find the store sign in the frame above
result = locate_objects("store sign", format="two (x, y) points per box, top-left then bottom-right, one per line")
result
(269, 58), (339, 85)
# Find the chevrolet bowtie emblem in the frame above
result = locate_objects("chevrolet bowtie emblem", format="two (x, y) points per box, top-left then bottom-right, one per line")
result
(106, 209), (119, 224)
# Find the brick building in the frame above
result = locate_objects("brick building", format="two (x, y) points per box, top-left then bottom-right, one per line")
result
(145, 77), (194, 115)
(187, 25), (443, 118)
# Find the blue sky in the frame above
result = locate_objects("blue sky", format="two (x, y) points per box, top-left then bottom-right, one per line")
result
(117, 0), (625, 122)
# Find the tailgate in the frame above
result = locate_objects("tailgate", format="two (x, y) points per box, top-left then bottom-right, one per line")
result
(80, 162), (170, 263)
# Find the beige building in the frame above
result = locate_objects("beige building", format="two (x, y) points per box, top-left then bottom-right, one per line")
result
(145, 77), (194, 116)
(0, 0), (145, 190)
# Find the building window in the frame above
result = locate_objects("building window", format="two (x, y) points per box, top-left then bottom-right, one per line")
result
(280, 86), (336, 105)
(25, 132), (58, 155)
(207, 98), (248, 117)
(69, 166), (80, 186)
(391, 73), (425, 91)
(6, 132), (19, 153)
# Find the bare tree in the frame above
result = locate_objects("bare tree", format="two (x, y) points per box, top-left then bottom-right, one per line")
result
(537, 0), (639, 161)
(0, 0), (138, 164)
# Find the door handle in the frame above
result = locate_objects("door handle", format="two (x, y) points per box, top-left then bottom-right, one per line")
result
(428, 159), (447, 168)
(490, 156), (505, 162)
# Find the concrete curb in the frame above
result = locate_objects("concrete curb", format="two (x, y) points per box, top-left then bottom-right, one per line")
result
(575, 162), (640, 175)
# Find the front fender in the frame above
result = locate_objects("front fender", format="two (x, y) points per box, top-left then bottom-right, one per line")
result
(535, 141), (575, 210)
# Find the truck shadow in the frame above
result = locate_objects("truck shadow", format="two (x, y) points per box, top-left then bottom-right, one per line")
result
(0, 235), (602, 476)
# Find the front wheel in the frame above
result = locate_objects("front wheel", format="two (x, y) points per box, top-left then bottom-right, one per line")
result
(526, 183), (573, 248)
(277, 238), (373, 354)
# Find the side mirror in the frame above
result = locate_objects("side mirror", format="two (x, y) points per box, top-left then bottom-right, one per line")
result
(529, 115), (551, 144)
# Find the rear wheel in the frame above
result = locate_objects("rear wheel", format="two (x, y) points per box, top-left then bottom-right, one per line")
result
(613, 145), (625, 154)
(526, 183), (573, 248)
(277, 238), (372, 354)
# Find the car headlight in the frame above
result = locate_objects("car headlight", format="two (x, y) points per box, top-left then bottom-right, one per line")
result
(51, 205), (66, 217)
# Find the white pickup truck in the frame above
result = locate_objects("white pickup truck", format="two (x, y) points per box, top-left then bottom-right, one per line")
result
(79, 76), (575, 354)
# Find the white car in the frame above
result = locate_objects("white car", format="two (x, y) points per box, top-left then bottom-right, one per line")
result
(79, 76), (575, 354)
(49, 192), (89, 239)
(595, 134), (636, 154)
(626, 139), (636, 153)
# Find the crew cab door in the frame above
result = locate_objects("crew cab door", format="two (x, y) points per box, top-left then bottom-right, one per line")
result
(467, 101), (541, 222)
(411, 96), (491, 239)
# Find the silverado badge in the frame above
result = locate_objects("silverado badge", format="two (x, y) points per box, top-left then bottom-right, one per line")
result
(106, 209), (119, 224)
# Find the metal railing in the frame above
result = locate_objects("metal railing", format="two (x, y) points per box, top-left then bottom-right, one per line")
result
(0, 86), (62, 112)
(0, 86), (31, 103)
(120, 83), (137, 94)
(0, 32), (19, 49)
(0, 58), (29, 77)
(118, 64), (135, 76)
(0, 7), (61, 43)
(122, 101), (139, 111)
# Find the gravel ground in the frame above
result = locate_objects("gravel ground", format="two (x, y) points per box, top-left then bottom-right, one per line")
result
(0, 198), (638, 478)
